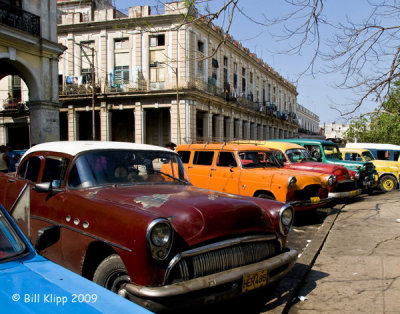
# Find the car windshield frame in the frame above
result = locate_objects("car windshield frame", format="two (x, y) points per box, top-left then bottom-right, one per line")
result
(323, 145), (343, 160)
(67, 149), (191, 189)
(286, 148), (314, 162)
(0, 211), (27, 263)
(238, 150), (281, 168)
(362, 151), (375, 161)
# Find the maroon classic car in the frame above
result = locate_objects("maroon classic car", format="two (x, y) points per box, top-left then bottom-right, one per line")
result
(259, 141), (361, 198)
(0, 141), (297, 312)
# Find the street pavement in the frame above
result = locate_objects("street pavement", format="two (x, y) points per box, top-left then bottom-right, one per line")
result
(279, 190), (400, 313)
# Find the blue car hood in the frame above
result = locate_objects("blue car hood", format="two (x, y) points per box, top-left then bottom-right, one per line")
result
(0, 255), (150, 313)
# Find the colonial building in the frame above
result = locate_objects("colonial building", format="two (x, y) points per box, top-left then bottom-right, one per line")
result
(57, 0), (299, 146)
(322, 122), (350, 141)
(0, 0), (65, 147)
(296, 103), (320, 138)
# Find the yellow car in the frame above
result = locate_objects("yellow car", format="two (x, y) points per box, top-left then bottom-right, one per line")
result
(341, 147), (398, 192)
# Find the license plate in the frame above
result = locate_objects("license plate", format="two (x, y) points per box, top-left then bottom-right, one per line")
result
(310, 196), (320, 204)
(350, 190), (358, 197)
(242, 270), (268, 292)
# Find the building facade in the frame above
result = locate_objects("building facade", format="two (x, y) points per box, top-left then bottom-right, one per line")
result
(296, 103), (320, 137)
(0, 0), (65, 147)
(322, 122), (350, 140)
(57, 0), (299, 146)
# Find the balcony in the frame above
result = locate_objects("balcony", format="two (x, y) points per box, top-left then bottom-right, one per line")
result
(0, 2), (40, 36)
(0, 99), (28, 116)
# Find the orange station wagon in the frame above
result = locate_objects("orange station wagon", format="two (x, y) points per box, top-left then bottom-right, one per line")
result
(176, 143), (333, 211)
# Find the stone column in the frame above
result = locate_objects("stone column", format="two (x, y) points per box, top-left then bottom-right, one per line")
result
(234, 119), (242, 140)
(202, 112), (212, 141)
(100, 102), (111, 141)
(250, 123), (257, 140)
(215, 115), (224, 141)
(135, 102), (144, 143)
(258, 125), (263, 140)
(243, 121), (250, 140)
(67, 105), (76, 141)
(225, 117), (234, 141)
(28, 101), (60, 145)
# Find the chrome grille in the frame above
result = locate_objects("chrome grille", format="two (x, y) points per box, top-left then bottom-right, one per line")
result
(294, 184), (321, 200)
(166, 240), (277, 284)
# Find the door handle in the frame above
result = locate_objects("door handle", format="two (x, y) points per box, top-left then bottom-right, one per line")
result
(211, 168), (216, 171)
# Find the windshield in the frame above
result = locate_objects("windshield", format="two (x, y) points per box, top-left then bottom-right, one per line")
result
(362, 151), (375, 161)
(238, 151), (280, 168)
(0, 212), (26, 262)
(286, 148), (313, 162)
(323, 145), (342, 160)
(68, 150), (190, 188)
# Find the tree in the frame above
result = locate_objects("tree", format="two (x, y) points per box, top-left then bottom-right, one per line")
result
(345, 80), (400, 144)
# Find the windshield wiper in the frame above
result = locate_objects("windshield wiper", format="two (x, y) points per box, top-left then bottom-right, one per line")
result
(152, 170), (189, 184)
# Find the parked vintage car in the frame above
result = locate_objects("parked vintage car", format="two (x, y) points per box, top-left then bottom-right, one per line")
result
(269, 139), (378, 191)
(0, 141), (297, 312)
(341, 147), (399, 192)
(0, 203), (151, 313)
(250, 141), (361, 198)
(176, 143), (332, 211)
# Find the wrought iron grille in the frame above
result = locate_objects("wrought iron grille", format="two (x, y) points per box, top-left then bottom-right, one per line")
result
(0, 2), (40, 36)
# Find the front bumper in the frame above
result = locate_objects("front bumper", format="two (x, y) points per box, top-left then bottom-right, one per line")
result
(119, 248), (297, 312)
(329, 189), (362, 199)
(289, 196), (333, 211)
(361, 175), (378, 189)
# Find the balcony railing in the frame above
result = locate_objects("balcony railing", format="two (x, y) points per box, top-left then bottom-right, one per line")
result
(0, 2), (40, 36)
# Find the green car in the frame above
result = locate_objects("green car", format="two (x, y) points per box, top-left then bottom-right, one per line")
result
(269, 139), (378, 191)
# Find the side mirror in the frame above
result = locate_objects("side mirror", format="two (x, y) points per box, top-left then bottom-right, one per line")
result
(35, 225), (60, 253)
(33, 181), (64, 194)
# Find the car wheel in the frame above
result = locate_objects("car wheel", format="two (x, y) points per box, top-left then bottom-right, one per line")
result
(257, 193), (275, 200)
(93, 254), (130, 293)
(379, 175), (396, 192)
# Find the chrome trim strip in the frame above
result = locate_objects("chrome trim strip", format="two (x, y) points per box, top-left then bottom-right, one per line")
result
(31, 215), (131, 252)
(163, 234), (276, 284)
(9, 183), (29, 215)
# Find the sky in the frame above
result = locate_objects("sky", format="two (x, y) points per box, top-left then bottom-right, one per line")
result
(112, 0), (388, 124)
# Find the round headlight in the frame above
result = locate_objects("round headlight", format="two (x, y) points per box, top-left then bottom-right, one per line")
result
(288, 176), (297, 188)
(146, 218), (174, 261)
(279, 205), (294, 235)
(354, 173), (360, 180)
(327, 175), (336, 186)
(150, 223), (171, 247)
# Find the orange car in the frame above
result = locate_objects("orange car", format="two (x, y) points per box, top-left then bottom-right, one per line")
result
(176, 143), (333, 211)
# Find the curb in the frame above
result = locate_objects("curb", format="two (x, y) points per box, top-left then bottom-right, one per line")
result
(262, 204), (344, 313)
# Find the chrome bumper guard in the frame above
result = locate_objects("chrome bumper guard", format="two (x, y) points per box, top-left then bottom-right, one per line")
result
(329, 189), (361, 199)
(120, 248), (297, 309)
(288, 196), (333, 209)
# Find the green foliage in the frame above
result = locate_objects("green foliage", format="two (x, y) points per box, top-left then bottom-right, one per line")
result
(345, 81), (400, 145)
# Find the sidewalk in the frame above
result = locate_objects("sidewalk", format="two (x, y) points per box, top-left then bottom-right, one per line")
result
(288, 191), (400, 313)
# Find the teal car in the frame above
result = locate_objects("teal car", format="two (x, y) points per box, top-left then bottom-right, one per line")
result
(0, 204), (152, 314)
(269, 139), (378, 190)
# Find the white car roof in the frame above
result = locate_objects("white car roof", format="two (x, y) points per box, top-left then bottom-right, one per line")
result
(23, 141), (173, 158)
(346, 143), (400, 150)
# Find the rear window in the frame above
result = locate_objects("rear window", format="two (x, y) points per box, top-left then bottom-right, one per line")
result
(193, 151), (214, 165)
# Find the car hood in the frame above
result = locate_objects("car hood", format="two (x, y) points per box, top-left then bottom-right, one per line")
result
(0, 256), (149, 313)
(326, 158), (370, 171)
(85, 185), (279, 246)
(284, 162), (350, 179)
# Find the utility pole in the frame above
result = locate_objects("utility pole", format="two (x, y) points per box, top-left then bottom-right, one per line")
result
(79, 43), (96, 140)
